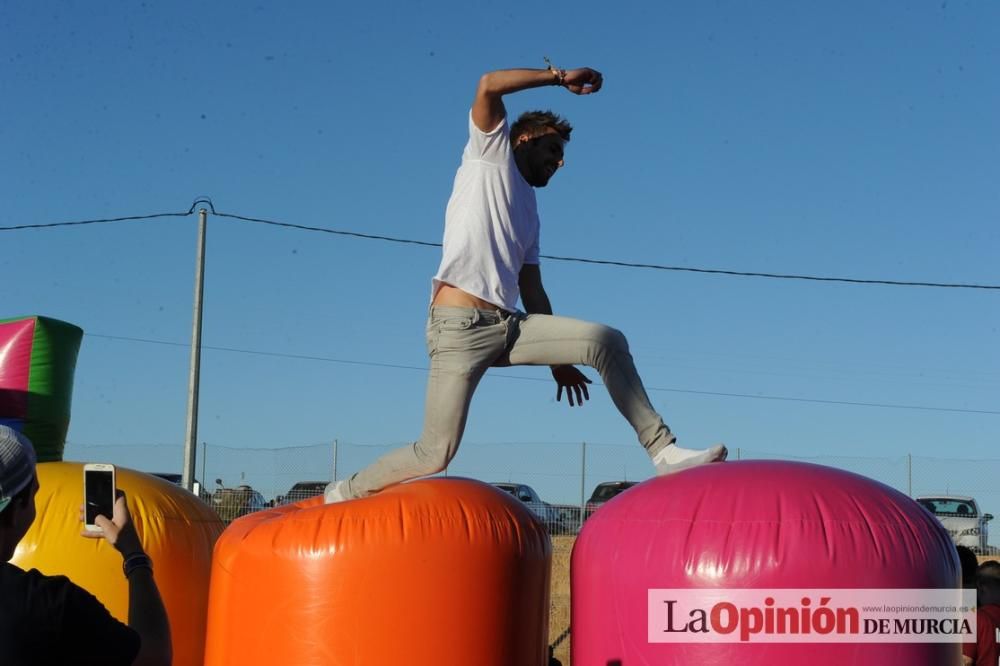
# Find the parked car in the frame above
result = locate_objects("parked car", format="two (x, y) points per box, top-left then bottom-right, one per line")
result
(211, 479), (268, 523)
(150, 472), (183, 485)
(276, 481), (329, 505)
(585, 481), (639, 519)
(491, 482), (561, 530)
(148, 472), (209, 500)
(917, 495), (993, 553)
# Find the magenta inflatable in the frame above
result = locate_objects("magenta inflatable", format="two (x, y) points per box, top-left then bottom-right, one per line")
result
(572, 460), (962, 665)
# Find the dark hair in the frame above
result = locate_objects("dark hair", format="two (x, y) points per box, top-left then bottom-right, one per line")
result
(956, 545), (979, 588)
(511, 110), (572, 143)
(979, 561), (1000, 599)
(0, 480), (34, 526)
(980, 560), (1000, 580)
(11, 480), (33, 507)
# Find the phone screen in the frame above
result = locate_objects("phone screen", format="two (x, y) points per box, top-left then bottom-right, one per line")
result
(85, 469), (115, 525)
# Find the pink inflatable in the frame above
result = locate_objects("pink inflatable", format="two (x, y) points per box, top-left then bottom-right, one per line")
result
(572, 460), (963, 665)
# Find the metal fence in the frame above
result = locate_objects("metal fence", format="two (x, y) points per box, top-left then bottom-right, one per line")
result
(63, 440), (1000, 554)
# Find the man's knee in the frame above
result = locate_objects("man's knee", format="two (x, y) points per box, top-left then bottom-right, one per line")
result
(413, 440), (457, 475)
(579, 323), (629, 369)
(590, 323), (628, 353)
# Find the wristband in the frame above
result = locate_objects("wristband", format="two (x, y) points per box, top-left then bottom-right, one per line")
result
(543, 56), (566, 86)
(122, 553), (152, 578)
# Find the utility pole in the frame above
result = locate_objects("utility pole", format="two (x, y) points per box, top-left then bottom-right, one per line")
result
(182, 208), (207, 492)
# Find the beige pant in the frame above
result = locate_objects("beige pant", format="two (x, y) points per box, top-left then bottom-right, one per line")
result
(346, 306), (675, 498)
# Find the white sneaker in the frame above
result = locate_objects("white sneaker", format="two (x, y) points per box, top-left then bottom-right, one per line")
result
(652, 442), (728, 475)
(324, 479), (350, 504)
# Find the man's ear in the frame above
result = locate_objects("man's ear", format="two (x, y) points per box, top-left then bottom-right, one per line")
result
(514, 133), (532, 148)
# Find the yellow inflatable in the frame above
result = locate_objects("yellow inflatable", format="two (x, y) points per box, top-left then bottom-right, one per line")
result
(12, 461), (224, 666)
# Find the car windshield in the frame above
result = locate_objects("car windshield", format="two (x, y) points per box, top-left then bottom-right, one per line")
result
(291, 482), (327, 492)
(494, 485), (517, 495)
(590, 483), (633, 502)
(919, 498), (978, 517)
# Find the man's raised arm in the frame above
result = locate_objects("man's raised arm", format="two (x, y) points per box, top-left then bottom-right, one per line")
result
(472, 65), (603, 132)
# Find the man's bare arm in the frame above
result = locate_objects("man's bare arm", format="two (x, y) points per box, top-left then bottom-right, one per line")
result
(518, 263), (552, 315)
(518, 264), (592, 406)
(472, 66), (603, 133)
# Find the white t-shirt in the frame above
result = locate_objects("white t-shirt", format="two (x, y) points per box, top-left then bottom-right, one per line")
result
(431, 111), (540, 312)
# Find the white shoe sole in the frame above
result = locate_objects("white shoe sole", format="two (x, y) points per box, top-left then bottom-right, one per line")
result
(654, 444), (728, 475)
(324, 480), (349, 504)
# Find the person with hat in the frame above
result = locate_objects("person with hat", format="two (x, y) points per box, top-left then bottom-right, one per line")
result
(0, 424), (171, 666)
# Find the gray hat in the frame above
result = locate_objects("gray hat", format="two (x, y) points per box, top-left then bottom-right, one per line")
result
(0, 425), (37, 513)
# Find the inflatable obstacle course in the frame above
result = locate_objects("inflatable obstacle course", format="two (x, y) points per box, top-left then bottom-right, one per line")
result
(3, 315), (226, 665)
(13, 462), (224, 666)
(572, 460), (962, 665)
(204, 477), (553, 666)
(0, 315), (83, 462)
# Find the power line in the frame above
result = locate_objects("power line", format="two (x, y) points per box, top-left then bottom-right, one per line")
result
(4, 203), (996, 290)
(0, 210), (193, 231)
(86, 333), (1000, 416)
(537, 255), (1000, 289)
(0, 198), (212, 232)
(213, 210), (999, 291)
(88, 333), (429, 373)
(214, 211), (443, 249)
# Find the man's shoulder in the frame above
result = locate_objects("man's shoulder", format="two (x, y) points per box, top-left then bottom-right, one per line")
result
(2, 562), (75, 589)
(463, 109), (514, 165)
(1, 562), (83, 612)
(0, 563), (136, 665)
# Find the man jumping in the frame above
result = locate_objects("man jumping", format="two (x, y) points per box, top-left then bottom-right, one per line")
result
(326, 62), (726, 503)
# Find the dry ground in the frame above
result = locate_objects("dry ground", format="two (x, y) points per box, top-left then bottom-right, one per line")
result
(548, 535), (575, 665)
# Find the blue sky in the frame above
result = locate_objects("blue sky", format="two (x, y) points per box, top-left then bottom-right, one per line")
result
(3, 1), (998, 505)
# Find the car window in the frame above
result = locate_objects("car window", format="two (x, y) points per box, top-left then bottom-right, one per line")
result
(920, 499), (978, 517)
(590, 483), (635, 502)
(591, 486), (616, 502)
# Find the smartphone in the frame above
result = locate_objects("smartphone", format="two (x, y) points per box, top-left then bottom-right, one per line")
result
(83, 463), (116, 532)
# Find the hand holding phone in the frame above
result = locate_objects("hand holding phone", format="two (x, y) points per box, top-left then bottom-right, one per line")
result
(79, 468), (143, 556)
(83, 463), (116, 532)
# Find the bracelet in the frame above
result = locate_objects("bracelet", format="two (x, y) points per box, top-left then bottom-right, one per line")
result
(122, 553), (153, 578)
(543, 56), (566, 86)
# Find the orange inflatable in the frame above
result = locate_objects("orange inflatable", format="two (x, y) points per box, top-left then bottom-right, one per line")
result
(204, 478), (552, 666)
(12, 462), (224, 666)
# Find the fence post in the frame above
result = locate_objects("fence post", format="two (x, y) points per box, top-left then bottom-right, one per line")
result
(907, 453), (912, 497)
(579, 441), (587, 532)
(736, 447), (741, 461)
(332, 439), (338, 482)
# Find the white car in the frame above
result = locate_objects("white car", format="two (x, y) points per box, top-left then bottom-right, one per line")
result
(917, 495), (994, 553)
(491, 482), (560, 530)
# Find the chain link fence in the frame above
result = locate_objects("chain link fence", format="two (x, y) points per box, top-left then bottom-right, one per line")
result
(63, 440), (1000, 554)
(62, 440), (998, 666)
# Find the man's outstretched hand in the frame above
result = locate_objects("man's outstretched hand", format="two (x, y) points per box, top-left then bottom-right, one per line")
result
(562, 68), (603, 95)
(552, 365), (592, 406)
